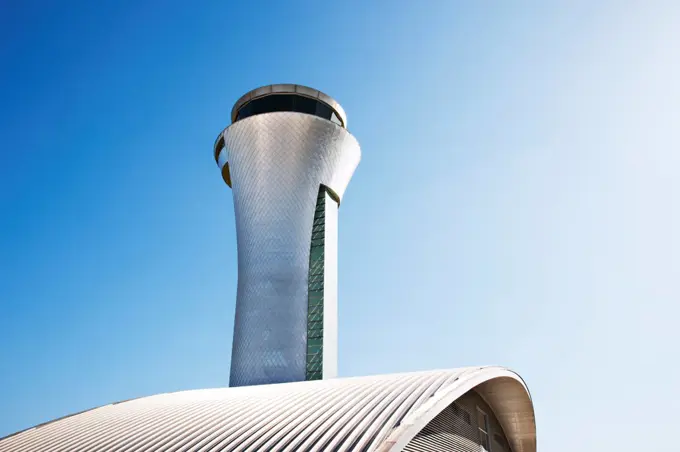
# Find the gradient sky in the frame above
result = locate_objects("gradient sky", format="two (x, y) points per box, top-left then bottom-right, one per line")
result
(1, 1), (679, 450)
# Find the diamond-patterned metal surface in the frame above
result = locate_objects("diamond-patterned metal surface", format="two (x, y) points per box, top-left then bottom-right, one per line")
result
(221, 112), (360, 387)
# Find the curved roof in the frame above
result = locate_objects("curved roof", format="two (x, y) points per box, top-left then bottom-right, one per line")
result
(0, 366), (536, 452)
(230, 84), (348, 128)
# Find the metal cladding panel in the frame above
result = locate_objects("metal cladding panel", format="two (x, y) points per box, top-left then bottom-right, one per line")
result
(0, 367), (536, 452)
(222, 112), (360, 387)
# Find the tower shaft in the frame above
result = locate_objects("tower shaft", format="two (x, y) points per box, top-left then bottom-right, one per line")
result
(215, 88), (360, 387)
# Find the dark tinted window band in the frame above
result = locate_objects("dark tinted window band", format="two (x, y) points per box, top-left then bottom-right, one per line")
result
(306, 187), (326, 381)
(235, 94), (344, 127)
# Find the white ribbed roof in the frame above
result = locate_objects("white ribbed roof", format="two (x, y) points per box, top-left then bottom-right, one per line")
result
(0, 366), (536, 452)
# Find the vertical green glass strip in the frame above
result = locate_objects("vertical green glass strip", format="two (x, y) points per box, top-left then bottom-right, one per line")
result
(306, 187), (325, 381)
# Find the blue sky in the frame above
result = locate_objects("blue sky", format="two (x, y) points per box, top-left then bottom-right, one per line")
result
(1, 0), (678, 449)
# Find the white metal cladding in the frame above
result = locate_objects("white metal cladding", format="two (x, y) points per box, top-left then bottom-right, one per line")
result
(220, 112), (360, 387)
(0, 367), (536, 452)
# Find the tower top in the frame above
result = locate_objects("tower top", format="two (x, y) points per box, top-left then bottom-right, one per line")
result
(230, 84), (348, 128)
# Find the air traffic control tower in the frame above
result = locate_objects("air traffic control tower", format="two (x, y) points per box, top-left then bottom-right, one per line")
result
(213, 85), (361, 387)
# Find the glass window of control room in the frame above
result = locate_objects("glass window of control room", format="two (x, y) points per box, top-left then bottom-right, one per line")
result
(235, 94), (344, 127)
